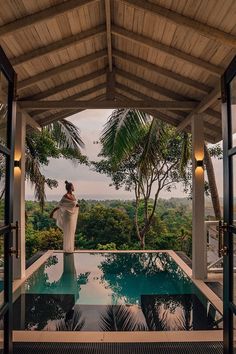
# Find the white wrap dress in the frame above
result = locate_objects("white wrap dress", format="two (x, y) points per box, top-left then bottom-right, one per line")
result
(53, 195), (79, 253)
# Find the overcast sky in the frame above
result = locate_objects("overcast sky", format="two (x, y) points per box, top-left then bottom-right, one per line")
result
(25, 109), (224, 201)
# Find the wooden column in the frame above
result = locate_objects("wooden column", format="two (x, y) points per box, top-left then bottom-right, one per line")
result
(191, 114), (206, 280)
(13, 112), (26, 280)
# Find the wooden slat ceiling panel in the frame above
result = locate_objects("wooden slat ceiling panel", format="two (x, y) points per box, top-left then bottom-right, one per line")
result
(17, 56), (107, 99)
(46, 76), (106, 101)
(113, 44), (207, 100)
(115, 57), (205, 101)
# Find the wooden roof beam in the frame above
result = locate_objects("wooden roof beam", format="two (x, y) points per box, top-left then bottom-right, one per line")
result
(177, 84), (221, 132)
(37, 94), (106, 126)
(11, 25), (106, 67)
(112, 25), (223, 76)
(116, 83), (221, 136)
(116, 68), (221, 120)
(17, 49), (107, 91)
(0, 0), (99, 38)
(22, 69), (106, 101)
(105, 0), (112, 72)
(19, 100), (198, 110)
(122, 0), (236, 48)
(31, 82), (107, 118)
(113, 49), (211, 93)
(115, 91), (217, 143)
(115, 91), (181, 126)
(106, 69), (116, 100)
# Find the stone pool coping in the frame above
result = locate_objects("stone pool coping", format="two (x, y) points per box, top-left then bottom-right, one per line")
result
(10, 249), (223, 343)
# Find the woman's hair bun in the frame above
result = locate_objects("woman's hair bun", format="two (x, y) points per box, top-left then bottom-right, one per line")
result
(65, 180), (68, 184)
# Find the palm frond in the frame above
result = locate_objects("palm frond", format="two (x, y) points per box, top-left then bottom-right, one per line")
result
(100, 305), (144, 331)
(139, 118), (164, 175)
(45, 119), (85, 151)
(55, 308), (85, 331)
(25, 150), (58, 211)
(101, 109), (150, 162)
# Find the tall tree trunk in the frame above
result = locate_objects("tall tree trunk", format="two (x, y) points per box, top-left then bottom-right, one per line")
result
(204, 143), (222, 220)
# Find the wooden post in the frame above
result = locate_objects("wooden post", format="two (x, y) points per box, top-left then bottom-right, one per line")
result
(13, 111), (26, 280)
(191, 114), (206, 280)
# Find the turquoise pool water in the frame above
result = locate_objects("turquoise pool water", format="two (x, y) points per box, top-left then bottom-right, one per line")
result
(13, 252), (222, 331)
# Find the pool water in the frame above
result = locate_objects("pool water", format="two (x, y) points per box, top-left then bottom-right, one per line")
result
(13, 252), (223, 331)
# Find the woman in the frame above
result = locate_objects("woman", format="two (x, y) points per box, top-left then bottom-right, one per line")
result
(50, 181), (79, 253)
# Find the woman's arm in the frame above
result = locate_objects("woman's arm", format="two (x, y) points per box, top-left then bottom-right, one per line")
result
(49, 207), (59, 218)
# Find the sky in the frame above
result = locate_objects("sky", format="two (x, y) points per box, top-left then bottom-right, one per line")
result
(25, 109), (224, 202)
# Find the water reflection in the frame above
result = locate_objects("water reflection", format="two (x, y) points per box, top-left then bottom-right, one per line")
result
(14, 254), (89, 330)
(13, 252), (223, 331)
(98, 253), (193, 304)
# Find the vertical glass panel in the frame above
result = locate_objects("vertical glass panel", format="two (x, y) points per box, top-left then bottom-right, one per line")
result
(0, 234), (4, 310)
(0, 72), (8, 147)
(0, 154), (5, 227)
(233, 155), (236, 228)
(234, 315), (236, 351)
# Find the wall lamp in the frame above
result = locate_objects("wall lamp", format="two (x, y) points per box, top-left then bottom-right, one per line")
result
(196, 159), (204, 168)
(14, 159), (21, 168)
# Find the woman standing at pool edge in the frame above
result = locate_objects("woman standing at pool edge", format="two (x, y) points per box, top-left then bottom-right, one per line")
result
(50, 181), (79, 253)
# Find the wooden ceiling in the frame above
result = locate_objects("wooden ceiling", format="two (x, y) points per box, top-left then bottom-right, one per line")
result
(1, 0), (236, 142)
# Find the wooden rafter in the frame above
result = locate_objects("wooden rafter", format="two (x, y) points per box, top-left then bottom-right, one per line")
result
(37, 94), (106, 126)
(112, 25), (222, 76)
(116, 83), (221, 136)
(115, 91), (181, 126)
(115, 91), (216, 143)
(31, 83), (107, 118)
(11, 25), (106, 67)
(23, 69), (106, 101)
(0, 0), (99, 38)
(17, 50), (107, 90)
(116, 68), (221, 120)
(122, 0), (236, 48)
(113, 49), (211, 93)
(105, 0), (112, 72)
(19, 100), (198, 110)
(177, 84), (221, 132)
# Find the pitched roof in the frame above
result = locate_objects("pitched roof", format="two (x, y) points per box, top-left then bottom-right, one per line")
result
(1, 0), (235, 142)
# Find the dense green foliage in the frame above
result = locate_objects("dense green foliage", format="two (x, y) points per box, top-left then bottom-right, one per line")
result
(25, 198), (192, 260)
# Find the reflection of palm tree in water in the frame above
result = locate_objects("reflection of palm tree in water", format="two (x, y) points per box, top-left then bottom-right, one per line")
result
(141, 295), (192, 331)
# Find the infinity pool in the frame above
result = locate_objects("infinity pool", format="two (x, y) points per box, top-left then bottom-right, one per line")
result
(13, 252), (222, 331)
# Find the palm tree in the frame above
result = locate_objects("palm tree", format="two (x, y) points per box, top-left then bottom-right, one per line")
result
(26, 119), (85, 210)
(100, 109), (185, 248)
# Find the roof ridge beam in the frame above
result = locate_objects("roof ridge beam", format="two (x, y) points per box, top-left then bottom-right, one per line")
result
(22, 69), (106, 101)
(116, 68), (221, 120)
(122, 0), (236, 48)
(176, 84), (221, 132)
(113, 49), (210, 93)
(105, 0), (112, 72)
(112, 25), (223, 76)
(11, 25), (106, 67)
(0, 0), (99, 38)
(17, 49), (107, 91)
